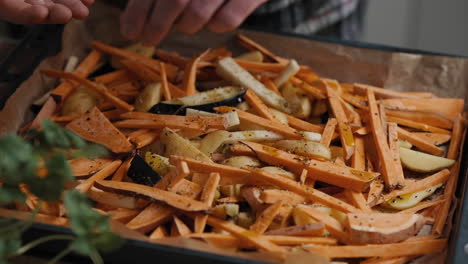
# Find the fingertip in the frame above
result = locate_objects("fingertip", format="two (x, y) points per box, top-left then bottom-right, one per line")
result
(28, 5), (49, 24)
(47, 4), (73, 24)
(81, 0), (95, 6)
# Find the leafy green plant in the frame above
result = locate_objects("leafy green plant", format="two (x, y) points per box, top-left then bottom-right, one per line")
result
(0, 120), (123, 264)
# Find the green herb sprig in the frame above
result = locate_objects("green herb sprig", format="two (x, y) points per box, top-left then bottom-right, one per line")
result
(0, 120), (123, 264)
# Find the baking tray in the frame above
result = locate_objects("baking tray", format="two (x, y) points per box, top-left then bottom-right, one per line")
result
(1, 24), (467, 264)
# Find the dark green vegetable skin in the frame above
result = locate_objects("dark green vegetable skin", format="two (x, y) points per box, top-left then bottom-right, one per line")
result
(127, 155), (162, 186)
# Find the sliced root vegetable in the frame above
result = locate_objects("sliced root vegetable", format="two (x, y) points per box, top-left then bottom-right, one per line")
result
(69, 157), (114, 177)
(244, 89), (279, 122)
(367, 90), (405, 189)
(259, 167), (296, 180)
(386, 109), (453, 130)
(144, 152), (171, 175)
(260, 189), (306, 205)
(200, 173), (221, 206)
(182, 50), (209, 95)
(150, 226), (169, 240)
(109, 208), (140, 224)
(261, 76), (281, 95)
(75, 160), (122, 193)
(111, 157), (133, 181)
(87, 187), (147, 210)
(399, 140), (413, 149)
(236, 34), (289, 64)
(61, 86), (100, 116)
(216, 57), (291, 113)
(384, 181), (443, 210)
(399, 147), (455, 173)
(160, 128), (212, 162)
(347, 213), (425, 244)
(274, 59), (300, 87)
(304, 238), (447, 258)
(111, 42), (155, 68)
(386, 116), (450, 135)
(172, 215), (192, 236)
(286, 114), (324, 134)
(245, 167), (360, 213)
(126, 203), (174, 233)
(294, 205), (348, 242)
(320, 118), (338, 147)
(380, 98), (464, 121)
(242, 141), (377, 193)
(134, 82), (162, 112)
(185, 108), (240, 129)
(354, 83), (431, 99)
(223, 156), (262, 168)
(281, 82), (312, 119)
(289, 77), (326, 100)
(94, 180), (210, 211)
(236, 51), (264, 62)
(396, 127), (444, 156)
(412, 132), (451, 146)
(250, 200), (284, 234)
(264, 222), (325, 237)
(273, 140), (331, 160)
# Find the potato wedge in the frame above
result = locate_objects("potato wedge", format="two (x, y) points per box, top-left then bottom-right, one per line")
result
(399, 147), (455, 173)
(135, 82), (162, 112)
(61, 86), (100, 116)
(223, 156), (262, 168)
(281, 82), (312, 119)
(383, 184), (442, 210)
(273, 140), (331, 160)
(399, 140), (413, 149)
(160, 127), (212, 162)
(235, 51), (264, 62)
(259, 166), (296, 180)
(111, 42), (155, 69)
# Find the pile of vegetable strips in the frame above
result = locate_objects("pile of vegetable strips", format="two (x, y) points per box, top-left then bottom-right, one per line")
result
(13, 34), (467, 262)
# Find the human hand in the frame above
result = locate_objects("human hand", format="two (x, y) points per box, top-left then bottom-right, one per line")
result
(121, 0), (268, 46)
(0, 0), (94, 25)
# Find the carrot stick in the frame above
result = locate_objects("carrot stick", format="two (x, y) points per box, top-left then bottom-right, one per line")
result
(150, 226), (168, 240)
(182, 50), (209, 95)
(344, 190), (372, 213)
(126, 203), (174, 233)
(290, 76), (326, 99)
(380, 98), (464, 121)
(42, 69), (134, 112)
(304, 239), (447, 258)
(201, 214), (286, 252)
(388, 123), (405, 185)
(172, 215), (192, 236)
(94, 70), (133, 85)
(154, 49), (190, 68)
(261, 76), (281, 95)
(396, 127), (444, 156)
(366, 178), (384, 205)
(69, 157), (114, 177)
(242, 141), (377, 193)
(159, 62), (172, 101)
(194, 215), (208, 234)
(288, 117), (324, 136)
(244, 167), (360, 213)
(234, 59), (287, 73)
(131, 130), (160, 149)
(188, 233), (337, 246)
(412, 132), (451, 146)
(295, 205), (348, 242)
(367, 89), (404, 189)
(244, 89), (280, 122)
(250, 201), (283, 234)
(447, 114), (465, 160)
(200, 173), (220, 206)
(376, 169), (451, 205)
(328, 87), (355, 160)
(110, 208), (140, 224)
(30, 97), (57, 129)
(75, 160), (122, 193)
(111, 157), (133, 181)
(91, 41), (178, 81)
(354, 83), (431, 99)
(51, 50), (102, 101)
(260, 189), (305, 205)
(127, 129), (150, 141)
(236, 34), (289, 64)
(95, 180), (209, 211)
(386, 109), (453, 130)
(215, 106), (302, 139)
(386, 116), (450, 135)
(320, 118), (337, 147)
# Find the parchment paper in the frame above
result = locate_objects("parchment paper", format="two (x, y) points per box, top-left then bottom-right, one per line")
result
(0, 2), (466, 263)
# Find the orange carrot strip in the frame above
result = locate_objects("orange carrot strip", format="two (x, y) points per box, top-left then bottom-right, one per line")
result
(111, 157), (133, 182)
(51, 50), (102, 101)
(396, 127), (444, 156)
(127, 129), (150, 141)
(244, 89), (279, 122)
(30, 97), (57, 129)
(150, 226), (169, 240)
(245, 167), (360, 213)
(376, 169), (451, 205)
(188, 233), (337, 246)
(215, 106), (302, 139)
(386, 116), (450, 135)
(131, 130), (160, 149)
(110, 208), (140, 224)
(327, 87), (355, 159)
(367, 89), (404, 189)
(42, 69), (134, 111)
(94, 180), (209, 211)
(159, 62), (172, 100)
(388, 123), (405, 185)
(366, 178), (384, 205)
(354, 83), (430, 99)
(172, 215), (192, 236)
(194, 215), (209, 234)
(236, 34), (289, 64)
(352, 135), (366, 171)
(66, 107), (134, 153)
(295, 205), (348, 242)
(92, 41), (178, 80)
(69, 158), (114, 177)
(126, 203), (174, 233)
(250, 200), (284, 234)
(102, 109), (128, 121)
(234, 59), (287, 73)
(447, 115), (465, 160)
(182, 50), (209, 95)
(286, 114), (325, 134)
(243, 141), (377, 193)
(320, 118), (337, 147)
(200, 173), (221, 206)
(261, 76), (281, 95)
(75, 160), (122, 193)
(290, 76), (326, 99)
(386, 109), (453, 130)
(94, 70), (133, 85)
(203, 214), (286, 252)
(260, 190), (305, 205)
(412, 132), (451, 146)
(154, 49), (190, 68)
(305, 239), (447, 258)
